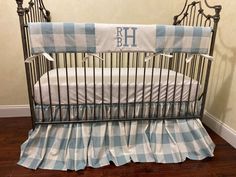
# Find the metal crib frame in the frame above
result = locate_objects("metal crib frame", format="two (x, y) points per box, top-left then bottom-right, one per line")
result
(16, 0), (222, 129)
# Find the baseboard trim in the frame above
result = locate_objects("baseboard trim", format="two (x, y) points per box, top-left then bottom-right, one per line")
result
(204, 111), (236, 148)
(0, 105), (31, 118)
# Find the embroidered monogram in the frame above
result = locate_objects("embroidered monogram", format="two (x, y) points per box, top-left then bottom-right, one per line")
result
(116, 27), (137, 47)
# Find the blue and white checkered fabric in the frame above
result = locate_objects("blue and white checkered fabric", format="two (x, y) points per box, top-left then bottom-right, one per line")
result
(29, 23), (96, 54)
(28, 23), (211, 54)
(156, 25), (211, 54)
(18, 119), (215, 171)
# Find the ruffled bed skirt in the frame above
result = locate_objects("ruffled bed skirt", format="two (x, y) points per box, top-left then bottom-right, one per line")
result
(18, 119), (215, 171)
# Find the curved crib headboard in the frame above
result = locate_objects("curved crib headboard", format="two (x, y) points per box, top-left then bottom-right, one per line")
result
(173, 0), (222, 55)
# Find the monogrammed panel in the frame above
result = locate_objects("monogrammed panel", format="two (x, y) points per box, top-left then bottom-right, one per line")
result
(28, 22), (211, 54)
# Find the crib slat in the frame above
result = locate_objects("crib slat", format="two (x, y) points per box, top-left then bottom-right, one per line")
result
(35, 0), (39, 22)
(149, 55), (156, 118)
(64, 54), (71, 121)
(55, 54), (62, 121)
(186, 55), (196, 115)
(156, 55), (163, 118)
(28, 62), (35, 99)
(192, 4), (197, 26)
(126, 52), (130, 120)
(198, 58), (206, 103)
(46, 60), (53, 121)
(200, 58), (206, 85)
(83, 53), (88, 121)
(110, 53), (113, 120)
(118, 53), (122, 119)
(75, 53), (79, 120)
(171, 53), (180, 117)
(93, 55), (96, 120)
(133, 52), (139, 119)
(193, 56), (203, 115)
(36, 58), (45, 122)
(142, 53), (147, 118)
(38, 1), (44, 21)
(178, 53), (187, 116)
(164, 56), (171, 117)
(101, 53), (104, 120)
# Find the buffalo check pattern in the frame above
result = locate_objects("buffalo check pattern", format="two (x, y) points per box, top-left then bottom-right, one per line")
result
(29, 23), (96, 54)
(28, 22), (212, 54)
(156, 25), (212, 53)
(18, 119), (215, 171)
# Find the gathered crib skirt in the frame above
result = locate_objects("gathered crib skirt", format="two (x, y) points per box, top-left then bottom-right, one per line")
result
(18, 119), (214, 171)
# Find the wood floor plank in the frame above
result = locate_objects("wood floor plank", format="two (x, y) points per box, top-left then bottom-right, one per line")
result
(0, 117), (235, 177)
(0, 161), (16, 177)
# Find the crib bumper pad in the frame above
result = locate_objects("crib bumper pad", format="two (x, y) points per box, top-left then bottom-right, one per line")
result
(28, 23), (211, 54)
(18, 119), (214, 171)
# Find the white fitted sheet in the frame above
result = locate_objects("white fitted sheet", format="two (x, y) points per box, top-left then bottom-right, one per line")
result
(34, 68), (200, 104)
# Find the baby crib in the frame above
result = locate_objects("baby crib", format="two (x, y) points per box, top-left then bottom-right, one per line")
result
(16, 0), (222, 171)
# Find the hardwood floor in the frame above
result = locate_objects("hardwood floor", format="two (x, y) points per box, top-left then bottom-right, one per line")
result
(0, 117), (235, 177)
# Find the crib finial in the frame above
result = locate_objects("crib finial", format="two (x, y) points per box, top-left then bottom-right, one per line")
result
(204, 0), (222, 23)
(16, 0), (24, 16)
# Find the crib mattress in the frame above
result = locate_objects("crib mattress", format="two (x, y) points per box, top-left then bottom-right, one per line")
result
(34, 68), (200, 105)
